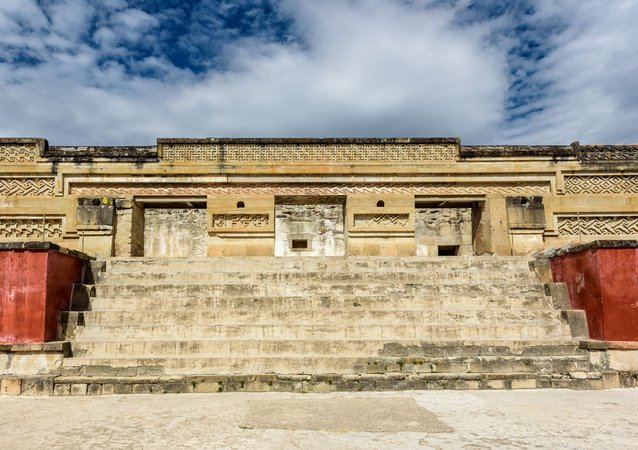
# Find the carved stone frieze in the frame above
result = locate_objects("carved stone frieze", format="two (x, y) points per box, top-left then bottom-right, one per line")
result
(212, 214), (270, 228)
(70, 182), (550, 196)
(557, 216), (638, 236)
(579, 145), (638, 162)
(0, 217), (63, 239)
(564, 176), (638, 194)
(160, 143), (457, 162)
(0, 178), (55, 196)
(353, 214), (410, 228)
(0, 145), (38, 162)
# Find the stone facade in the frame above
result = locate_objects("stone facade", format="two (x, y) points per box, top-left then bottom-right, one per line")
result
(0, 137), (637, 257)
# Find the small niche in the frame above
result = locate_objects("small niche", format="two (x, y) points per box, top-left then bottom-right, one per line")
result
(438, 245), (459, 256)
(291, 239), (309, 250)
(376, 200), (385, 207)
(236, 201), (245, 208)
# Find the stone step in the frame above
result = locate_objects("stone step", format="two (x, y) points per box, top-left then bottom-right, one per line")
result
(64, 309), (565, 327)
(72, 322), (572, 341)
(93, 282), (546, 299)
(99, 270), (536, 285)
(46, 371), (611, 395)
(61, 354), (591, 375)
(69, 339), (585, 358)
(86, 295), (551, 312)
(103, 256), (534, 274)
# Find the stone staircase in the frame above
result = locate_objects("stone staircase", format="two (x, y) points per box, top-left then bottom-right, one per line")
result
(55, 256), (606, 394)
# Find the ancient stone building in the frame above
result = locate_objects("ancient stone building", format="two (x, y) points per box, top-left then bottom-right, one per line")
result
(2, 136), (638, 395)
(1, 137), (637, 256)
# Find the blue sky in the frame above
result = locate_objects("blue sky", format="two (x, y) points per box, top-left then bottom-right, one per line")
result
(0, 0), (637, 145)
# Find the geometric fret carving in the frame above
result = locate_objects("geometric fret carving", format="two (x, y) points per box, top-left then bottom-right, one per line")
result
(0, 178), (55, 196)
(0, 218), (63, 239)
(564, 176), (638, 194)
(353, 214), (410, 228)
(70, 182), (551, 196)
(161, 143), (457, 162)
(579, 145), (638, 162)
(0, 145), (38, 162)
(212, 214), (270, 229)
(557, 216), (638, 236)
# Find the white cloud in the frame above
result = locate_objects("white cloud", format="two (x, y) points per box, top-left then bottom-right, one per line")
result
(0, 0), (636, 145)
(501, 0), (638, 144)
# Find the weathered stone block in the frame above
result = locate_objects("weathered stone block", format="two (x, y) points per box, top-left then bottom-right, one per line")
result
(70, 383), (88, 395)
(132, 384), (152, 394)
(87, 383), (102, 395)
(53, 383), (71, 396)
(194, 382), (220, 393)
(0, 378), (22, 396)
(511, 378), (537, 389)
(101, 384), (116, 395)
(113, 384), (133, 395)
(21, 377), (54, 396)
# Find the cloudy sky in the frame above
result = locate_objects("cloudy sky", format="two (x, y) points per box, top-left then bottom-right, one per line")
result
(0, 0), (637, 145)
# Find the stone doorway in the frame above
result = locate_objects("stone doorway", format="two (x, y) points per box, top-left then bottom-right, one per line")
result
(415, 202), (474, 256)
(142, 200), (208, 258)
(274, 196), (346, 257)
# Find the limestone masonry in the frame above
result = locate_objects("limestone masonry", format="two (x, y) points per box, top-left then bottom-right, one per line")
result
(1, 136), (637, 395)
(1, 137), (637, 256)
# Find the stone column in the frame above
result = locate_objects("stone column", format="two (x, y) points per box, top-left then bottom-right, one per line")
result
(473, 195), (511, 256)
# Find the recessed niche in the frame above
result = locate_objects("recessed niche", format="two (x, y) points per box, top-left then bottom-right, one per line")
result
(291, 239), (309, 250)
(376, 200), (385, 207)
(438, 245), (459, 256)
(237, 201), (245, 208)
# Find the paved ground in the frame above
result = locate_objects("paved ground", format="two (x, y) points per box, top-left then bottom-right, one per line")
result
(1, 389), (637, 449)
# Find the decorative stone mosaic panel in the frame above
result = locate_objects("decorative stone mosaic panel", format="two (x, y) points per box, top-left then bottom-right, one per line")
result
(557, 216), (638, 236)
(564, 176), (638, 194)
(0, 218), (63, 239)
(160, 143), (457, 162)
(70, 182), (550, 196)
(0, 178), (55, 196)
(0, 145), (38, 162)
(212, 214), (269, 229)
(353, 214), (410, 228)
(579, 145), (638, 161)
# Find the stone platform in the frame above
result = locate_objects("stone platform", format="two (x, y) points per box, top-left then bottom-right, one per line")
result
(2, 255), (628, 395)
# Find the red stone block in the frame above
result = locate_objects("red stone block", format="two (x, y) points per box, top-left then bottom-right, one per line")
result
(550, 241), (638, 341)
(0, 244), (87, 343)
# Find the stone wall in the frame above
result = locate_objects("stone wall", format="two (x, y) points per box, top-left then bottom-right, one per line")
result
(0, 136), (637, 257)
(144, 208), (207, 258)
(416, 208), (473, 256)
(275, 202), (345, 257)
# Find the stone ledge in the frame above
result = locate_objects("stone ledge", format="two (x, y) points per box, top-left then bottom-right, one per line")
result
(46, 146), (158, 160)
(0, 341), (70, 354)
(580, 340), (638, 350)
(2, 371), (633, 396)
(0, 241), (95, 260)
(460, 145), (575, 159)
(0, 137), (47, 145)
(535, 240), (638, 260)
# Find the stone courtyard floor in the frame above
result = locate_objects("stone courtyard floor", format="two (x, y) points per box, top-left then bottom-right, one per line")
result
(1, 389), (637, 449)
